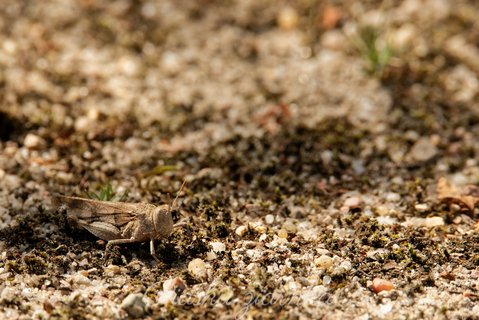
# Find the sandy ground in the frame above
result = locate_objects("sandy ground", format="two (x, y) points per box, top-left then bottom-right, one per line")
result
(1, 0), (479, 319)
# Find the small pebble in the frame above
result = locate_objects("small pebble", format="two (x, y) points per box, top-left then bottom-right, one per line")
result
(253, 223), (267, 233)
(323, 275), (332, 286)
(277, 229), (288, 239)
(157, 290), (176, 305)
(188, 258), (207, 280)
(371, 278), (395, 293)
(375, 205), (389, 216)
(277, 6), (299, 30)
(282, 220), (297, 233)
(235, 225), (248, 237)
(74, 116), (91, 132)
(121, 293), (146, 318)
(314, 255), (334, 269)
(321, 6), (342, 29)
(219, 287), (234, 302)
(409, 137), (437, 162)
(386, 192), (401, 202)
(163, 277), (186, 293)
(403, 216), (444, 227)
(206, 251), (216, 260)
(265, 214), (275, 224)
(24, 134), (45, 149)
(344, 196), (361, 208)
(414, 203), (429, 212)
(337, 260), (352, 273)
(209, 241), (226, 252)
(425, 217), (445, 227)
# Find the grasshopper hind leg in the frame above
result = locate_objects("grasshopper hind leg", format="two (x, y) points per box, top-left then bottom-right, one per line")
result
(106, 238), (160, 262)
(103, 237), (137, 265)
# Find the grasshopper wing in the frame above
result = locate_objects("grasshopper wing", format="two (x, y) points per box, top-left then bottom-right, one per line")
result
(52, 195), (153, 240)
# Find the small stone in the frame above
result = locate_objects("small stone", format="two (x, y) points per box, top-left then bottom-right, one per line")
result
(209, 241), (226, 253)
(321, 150), (333, 165)
(409, 137), (437, 162)
(390, 24), (416, 50)
(282, 220), (297, 233)
(323, 275), (332, 286)
(252, 223), (267, 233)
(163, 277), (186, 293)
(386, 192), (400, 202)
(371, 278), (395, 293)
(265, 214), (275, 224)
(206, 251), (216, 260)
(277, 6), (299, 30)
(235, 225), (248, 237)
(121, 293), (146, 318)
(74, 116), (91, 132)
(188, 258), (207, 280)
(157, 290), (176, 305)
(414, 203), (429, 212)
(425, 217), (445, 227)
(402, 217), (444, 228)
(314, 255), (334, 269)
(320, 5), (342, 29)
(337, 260), (352, 273)
(352, 159), (365, 175)
(316, 248), (330, 255)
(87, 107), (99, 121)
(375, 205), (389, 216)
(219, 287), (234, 302)
(24, 134), (45, 149)
(344, 196), (361, 208)
(277, 229), (288, 239)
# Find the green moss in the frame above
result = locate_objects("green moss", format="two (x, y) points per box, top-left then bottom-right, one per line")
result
(5, 260), (24, 274)
(23, 254), (48, 275)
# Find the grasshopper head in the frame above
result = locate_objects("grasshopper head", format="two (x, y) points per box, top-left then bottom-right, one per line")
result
(153, 206), (174, 239)
(153, 180), (186, 238)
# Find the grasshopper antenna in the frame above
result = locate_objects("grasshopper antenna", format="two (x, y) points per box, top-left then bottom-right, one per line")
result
(167, 193), (172, 214)
(172, 179), (187, 210)
(172, 180), (187, 228)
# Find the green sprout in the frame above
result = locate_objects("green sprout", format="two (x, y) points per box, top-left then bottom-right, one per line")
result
(354, 25), (393, 76)
(83, 181), (128, 202)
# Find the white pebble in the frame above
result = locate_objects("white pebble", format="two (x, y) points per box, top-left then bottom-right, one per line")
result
(188, 258), (207, 280)
(209, 241), (226, 253)
(337, 260), (352, 273)
(314, 255), (334, 269)
(24, 134), (44, 149)
(344, 196), (361, 208)
(206, 252), (216, 260)
(235, 225), (248, 237)
(278, 229), (288, 239)
(121, 293), (147, 317)
(219, 287), (234, 302)
(265, 214), (275, 224)
(414, 203), (429, 212)
(386, 192), (401, 202)
(157, 290), (176, 305)
(163, 277), (186, 292)
(282, 220), (297, 233)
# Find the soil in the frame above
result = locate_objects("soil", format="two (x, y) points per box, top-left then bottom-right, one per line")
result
(1, 0), (479, 319)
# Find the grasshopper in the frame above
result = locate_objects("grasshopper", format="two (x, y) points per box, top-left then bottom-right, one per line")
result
(52, 182), (186, 259)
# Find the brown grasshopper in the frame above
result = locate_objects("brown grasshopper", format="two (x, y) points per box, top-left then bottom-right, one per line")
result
(52, 182), (186, 259)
